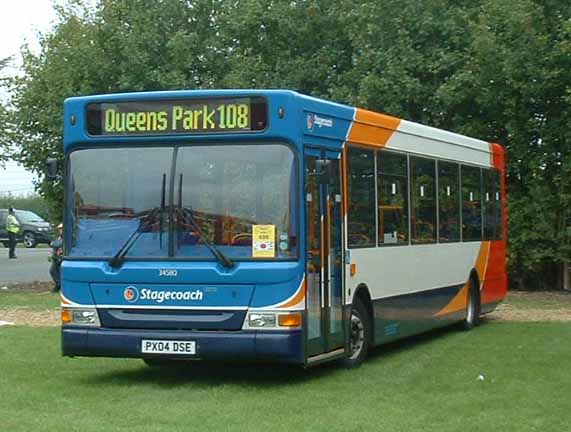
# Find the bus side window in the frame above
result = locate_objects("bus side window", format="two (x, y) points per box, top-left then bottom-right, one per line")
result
(347, 147), (376, 248)
(493, 169), (503, 240)
(377, 150), (409, 245)
(461, 165), (482, 241)
(410, 156), (436, 244)
(482, 169), (495, 240)
(437, 161), (460, 242)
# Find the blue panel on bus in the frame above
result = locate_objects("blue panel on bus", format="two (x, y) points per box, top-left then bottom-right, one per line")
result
(63, 90), (356, 151)
(61, 280), (95, 305)
(62, 260), (300, 285)
(97, 308), (247, 330)
(61, 260), (302, 309)
(249, 276), (304, 308)
(90, 283), (254, 309)
(62, 327), (304, 364)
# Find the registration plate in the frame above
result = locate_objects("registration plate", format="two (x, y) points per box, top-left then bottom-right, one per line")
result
(141, 339), (196, 355)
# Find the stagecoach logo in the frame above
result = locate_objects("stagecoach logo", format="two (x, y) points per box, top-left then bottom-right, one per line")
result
(124, 286), (139, 303)
(123, 285), (204, 303)
(307, 113), (333, 132)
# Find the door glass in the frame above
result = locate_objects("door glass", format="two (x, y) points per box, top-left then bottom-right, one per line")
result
(327, 162), (343, 341)
(305, 158), (322, 341)
(306, 155), (344, 355)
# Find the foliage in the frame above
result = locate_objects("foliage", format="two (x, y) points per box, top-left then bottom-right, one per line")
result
(0, 56), (12, 166)
(0, 193), (52, 222)
(8, 0), (571, 288)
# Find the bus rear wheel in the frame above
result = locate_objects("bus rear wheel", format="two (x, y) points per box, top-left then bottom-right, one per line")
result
(340, 297), (370, 368)
(462, 279), (481, 331)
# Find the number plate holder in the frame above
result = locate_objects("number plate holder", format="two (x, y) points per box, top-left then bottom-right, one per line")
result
(141, 339), (196, 355)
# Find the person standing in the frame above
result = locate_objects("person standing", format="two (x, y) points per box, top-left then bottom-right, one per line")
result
(49, 223), (64, 292)
(6, 207), (21, 259)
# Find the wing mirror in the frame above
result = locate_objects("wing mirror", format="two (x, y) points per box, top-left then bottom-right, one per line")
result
(45, 158), (59, 180)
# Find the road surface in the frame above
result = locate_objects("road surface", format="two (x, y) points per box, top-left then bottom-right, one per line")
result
(0, 247), (52, 284)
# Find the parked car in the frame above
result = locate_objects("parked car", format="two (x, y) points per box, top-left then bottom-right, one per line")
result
(0, 209), (54, 248)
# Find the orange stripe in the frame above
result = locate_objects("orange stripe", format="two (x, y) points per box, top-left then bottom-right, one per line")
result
(279, 277), (306, 308)
(347, 108), (401, 147)
(434, 283), (469, 317)
(60, 294), (71, 305)
(433, 241), (491, 317)
(475, 241), (491, 283)
(489, 143), (505, 170)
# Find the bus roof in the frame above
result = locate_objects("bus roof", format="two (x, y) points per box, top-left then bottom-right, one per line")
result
(63, 89), (502, 168)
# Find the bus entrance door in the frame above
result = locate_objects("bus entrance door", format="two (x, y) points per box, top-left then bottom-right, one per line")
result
(305, 153), (345, 362)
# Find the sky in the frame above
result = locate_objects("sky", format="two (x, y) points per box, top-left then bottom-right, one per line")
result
(0, 0), (59, 196)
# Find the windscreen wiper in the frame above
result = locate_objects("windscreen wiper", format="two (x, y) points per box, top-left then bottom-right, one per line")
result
(109, 175), (167, 268)
(108, 207), (163, 268)
(177, 206), (235, 269)
(176, 173), (234, 269)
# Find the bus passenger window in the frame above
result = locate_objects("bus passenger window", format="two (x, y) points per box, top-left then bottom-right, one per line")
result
(492, 169), (502, 240)
(438, 161), (460, 242)
(347, 147), (376, 248)
(461, 165), (482, 241)
(410, 157), (436, 244)
(482, 169), (496, 240)
(377, 151), (409, 245)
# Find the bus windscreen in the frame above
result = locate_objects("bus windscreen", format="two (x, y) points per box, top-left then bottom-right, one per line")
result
(86, 96), (268, 136)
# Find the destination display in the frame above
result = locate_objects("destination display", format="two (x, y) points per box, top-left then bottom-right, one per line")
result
(86, 97), (268, 136)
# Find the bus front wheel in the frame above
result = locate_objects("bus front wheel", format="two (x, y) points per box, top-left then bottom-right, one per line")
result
(341, 297), (370, 368)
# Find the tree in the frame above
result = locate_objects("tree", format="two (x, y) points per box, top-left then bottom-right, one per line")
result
(0, 56), (12, 166)
(10, 0), (571, 288)
(10, 0), (228, 218)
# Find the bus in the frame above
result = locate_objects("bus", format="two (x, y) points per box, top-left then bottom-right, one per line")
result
(59, 90), (507, 367)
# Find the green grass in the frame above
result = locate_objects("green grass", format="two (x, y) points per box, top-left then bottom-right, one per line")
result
(0, 290), (59, 310)
(1, 322), (570, 431)
(504, 292), (571, 310)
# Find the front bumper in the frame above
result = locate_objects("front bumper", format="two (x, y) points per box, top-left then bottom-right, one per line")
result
(62, 327), (304, 365)
(34, 231), (54, 243)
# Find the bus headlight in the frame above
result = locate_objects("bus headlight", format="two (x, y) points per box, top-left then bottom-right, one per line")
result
(245, 311), (302, 329)
(248, 313), (276, 328)
(61, 308), (101, 327)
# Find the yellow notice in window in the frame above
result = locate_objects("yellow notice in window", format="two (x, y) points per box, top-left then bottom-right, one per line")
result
(252, 225), (276, 258)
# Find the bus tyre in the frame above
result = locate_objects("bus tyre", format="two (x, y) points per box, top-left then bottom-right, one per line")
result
(341, 297), (370, 368)
(462, 280), (481, 331)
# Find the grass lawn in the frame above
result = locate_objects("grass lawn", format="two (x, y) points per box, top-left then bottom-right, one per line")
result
(0, 322), (570, 431)
(0, 289), (59, 311)
(503, 291), (571, 310)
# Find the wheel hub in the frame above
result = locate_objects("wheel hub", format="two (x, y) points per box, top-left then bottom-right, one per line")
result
(349, 312), (365, 360)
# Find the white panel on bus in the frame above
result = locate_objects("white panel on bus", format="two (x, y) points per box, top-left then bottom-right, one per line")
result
(346, 242), (482, 303)
(387, 120), (492, 167)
